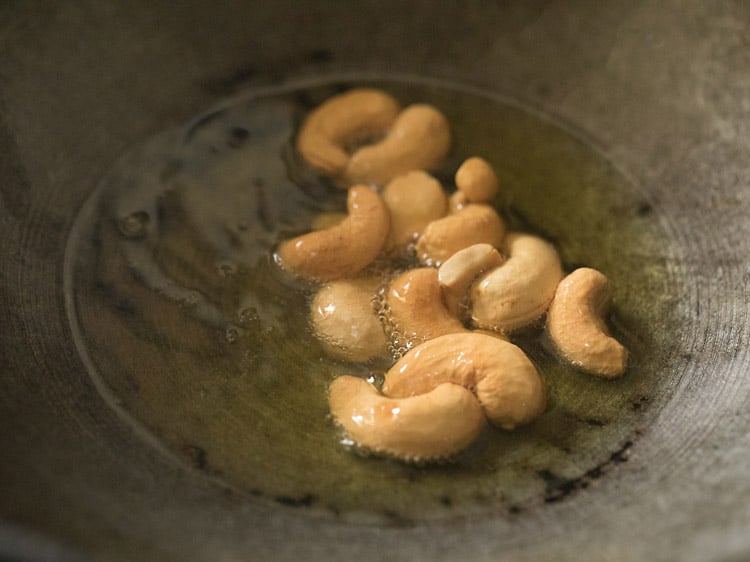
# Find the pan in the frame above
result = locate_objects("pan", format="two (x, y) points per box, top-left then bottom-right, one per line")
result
(1, 2), (749, 561)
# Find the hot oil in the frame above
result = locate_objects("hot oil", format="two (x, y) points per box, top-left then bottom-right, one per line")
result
(66, 77), (679, 521)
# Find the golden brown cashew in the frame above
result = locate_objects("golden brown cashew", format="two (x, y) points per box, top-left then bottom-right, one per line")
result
(311, 277), (387, 362)
(275, 185), (390, 281)
(438, 243), (504, 317)
(448, 190), (469, 214)
(386, 268), (466, 347)
(382, 332), (546, 430)
(471, 232), (563, 333)
(310, 211), (346, 231)
(382, 170), (448, 253)
(455, 157), (499, 204)
(546, 268), (628, 377)
(415, 204), (505, 266)
(328, 376), (486, 462)
(345, 104), (451, 186)
(297, 88), (400, 178)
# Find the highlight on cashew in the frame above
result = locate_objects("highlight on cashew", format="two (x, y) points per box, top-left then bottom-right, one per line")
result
(311, 277), (387, 362)
(438, 243), (504, 317)
(296, 88), (400, 180)
(546, 267), (628, 377)
(455, 157), (499, 204)
(328, 376), (486, 462)
(345, 104), (452, 187)
(471, 232), (563, 333)
(275, 185), (390, 281)
(382, 170), (448, 254)
(386, 268), (466, 348)
(382, 332), (546, 430)
(415, 204), (505, 266)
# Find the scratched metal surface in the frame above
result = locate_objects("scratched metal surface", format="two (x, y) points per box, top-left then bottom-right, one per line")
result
(1, 2), (748, 561)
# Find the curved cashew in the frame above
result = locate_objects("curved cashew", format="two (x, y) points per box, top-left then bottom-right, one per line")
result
(386, 268), (466, 348)
(471, 232), (563, 333)
(382, 332), (546, 430)
(297, 88), (400, 179)
(546, 268), (628, 377)
(311, 277), (387, 362)
(415, 204), (505, 266)
(275, 185), (390, 281)
(455, 157), (499, 204)
(438, 243), (504, 317)
(345, 104), (451, 187)
(328, 376), (486, 462)
(382, 170), (448, 253)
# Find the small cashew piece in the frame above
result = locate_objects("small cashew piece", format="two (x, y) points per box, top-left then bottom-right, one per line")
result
(297, 88), (400, 179)
(546, 268), (628, 377)
(455, 157), (499, 204)
(438, 243), (504, 317)
(386, 268), (466, 347)
(382, 332), (546, 430)
(471, 232), (563, 333)
(311, 277), (387, 362)
(415, 204), (505, 266)
(345, 104), (451, 187)
(275, 185), (390, 281)
(328, 376), (486, 462)
(382, 170), (448, 253)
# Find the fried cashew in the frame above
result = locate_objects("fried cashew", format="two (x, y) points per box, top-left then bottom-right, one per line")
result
(275, 185), (389, 281)
(328, 376), (486, 462)
(382, 170), (448, 254)
(296, 88), (400, 179)
(415, 204), (505, 266)
(455, 157), (499, 204)
(311, 277), (387, 362)
(382, 332), (546, 430)
(471, 232), (563, 333)
(546, 268), (628, 377)
(438, 243), (504, 317)
(386, 268), (466, 347)
(345, 104), (451, 187)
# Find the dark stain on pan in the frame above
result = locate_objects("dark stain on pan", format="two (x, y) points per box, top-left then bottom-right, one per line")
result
(540, 440), (634, 504)
(274, 493), (316, 508)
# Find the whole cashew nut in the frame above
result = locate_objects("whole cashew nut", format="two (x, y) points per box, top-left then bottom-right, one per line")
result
(382, 170), (448, 253)
(455, 157), (499, 204)
(345, 104), (452, 187)
(382, 332), (546, 430)
(471, 232), (563, 333)
(275, 185), (390, 281)
(311, 277), (387, 362)
(386, 268), (466, 347)
(438, 243), (504, 317)
(328, 376), (486, 462)
(415, 204), (505, 267)
(546, 267), (628, 377)
(296, 88), (400, 179)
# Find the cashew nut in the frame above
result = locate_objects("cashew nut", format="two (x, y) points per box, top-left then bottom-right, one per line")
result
(275, 185), (390, 281)
(328, 376), (486, 462)
(455, 157), (499, 204)
(470, 232), (563, 333)
(382, 170), (448, 254)
(415, 204), (505, 266)
(546, 268), (628, 377)
(311, 277), (387, 362)
(386, 268), (466, 348)
(438, 243), (504, 317)
(296, 88), (400, 179)
(345, 104), (451, 187)
(382, 332), (546, 430)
